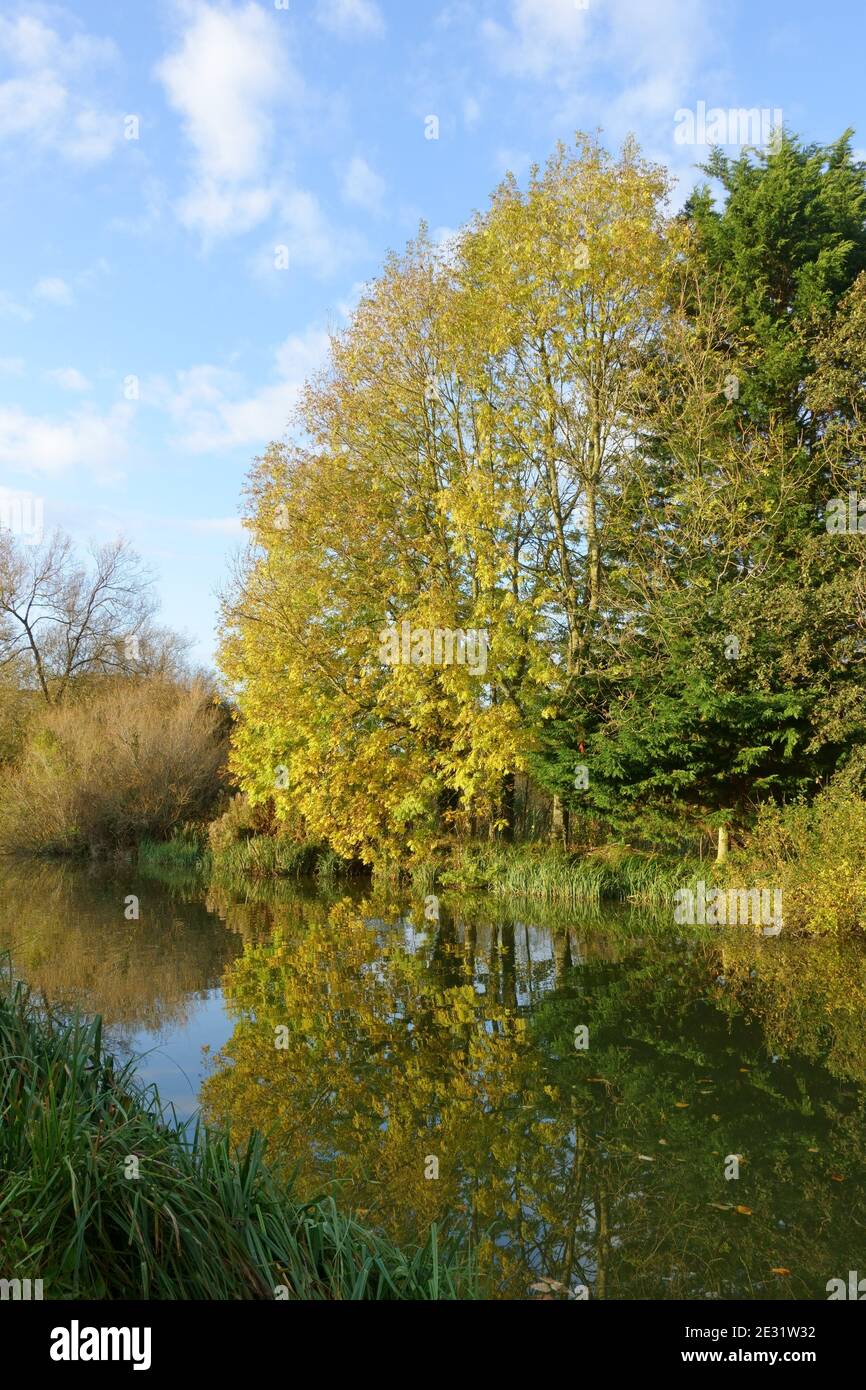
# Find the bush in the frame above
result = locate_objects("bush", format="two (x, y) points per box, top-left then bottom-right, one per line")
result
(733, 782), (866, 935)
(0, 679), (227, 856)
(207, 793), (258, 854)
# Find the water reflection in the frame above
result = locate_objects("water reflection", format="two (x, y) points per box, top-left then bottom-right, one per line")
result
(2, 858), (865, 1298)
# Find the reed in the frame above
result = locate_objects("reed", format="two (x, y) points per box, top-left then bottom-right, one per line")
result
(441, 843), (699, 906)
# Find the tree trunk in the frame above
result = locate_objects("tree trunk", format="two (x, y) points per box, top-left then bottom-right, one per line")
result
(500, 772), (516, 843)
(716, 824), (729, 865)
(551, 793), (569, 850)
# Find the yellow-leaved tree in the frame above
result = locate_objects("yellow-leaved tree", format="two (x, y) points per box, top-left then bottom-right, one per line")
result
(219, 135), (690, 863)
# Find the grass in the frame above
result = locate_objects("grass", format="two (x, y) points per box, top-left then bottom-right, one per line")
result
(138, 826), (705, 911)
(140, 829), (356, 889)
(138, 828), (210, 879)
(0, 970), (474, 1300)
(208, 835), (353, 885)
(438, 841), (703, 906)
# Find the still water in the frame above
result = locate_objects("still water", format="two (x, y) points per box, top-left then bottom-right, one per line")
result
(2, 858), (865, 1300)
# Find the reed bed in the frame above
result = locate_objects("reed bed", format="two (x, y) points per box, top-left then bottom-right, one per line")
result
(440, 843), (700, 906)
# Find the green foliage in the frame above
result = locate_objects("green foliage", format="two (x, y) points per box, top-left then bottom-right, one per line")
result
(733, 782), (866, 935)
(686, 130), (866, 424)
(208, 833), (351, 884)
(440, 841), (699, 905)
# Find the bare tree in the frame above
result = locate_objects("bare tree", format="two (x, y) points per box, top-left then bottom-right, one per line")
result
(0, 529), (192, 703)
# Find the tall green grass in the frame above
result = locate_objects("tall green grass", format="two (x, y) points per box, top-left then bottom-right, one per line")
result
(138, 828), (210, 879)
(0, 974), (473, 1300)
(209, 835), (351, 884)
(139, 831), (355, 890)
(439, 842), (701, 906)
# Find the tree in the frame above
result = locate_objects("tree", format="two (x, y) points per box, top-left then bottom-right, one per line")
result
(0, 529), (191, 704)
(579, 135), (866, 854)
(221, 136), (689, 860)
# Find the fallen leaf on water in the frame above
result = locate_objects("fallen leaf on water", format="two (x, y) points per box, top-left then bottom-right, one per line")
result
(807, 1147), (819, 1153)
(771, 1268), (791, 1277)
(830, 1173), (845, 1182)
(736, 1205), (753, 1215)
(674, 1101), (689, 1108)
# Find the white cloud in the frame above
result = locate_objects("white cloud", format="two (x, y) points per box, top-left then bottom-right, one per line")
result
(257, 189), (367, 278)
(0, 291), (32, 322)
(178, 179), (278, 240)
(479, 0), (718, 143)
(0, 402), (133, 478)
(481, 0), (590, 80)
(342, 155), (385, 213)
(34, 277), (73, 306)
(0, 356), (24, 374)
(602, 0), (717, 130)
(47, 367), (91, 392)
(156, 328), (331, 453)
(156, 3), (368, 259)
(0, 13), (121, 164)
(156, 3), (287, 184)
(316, 0), (385, 40)
(155, 2), (300, 241)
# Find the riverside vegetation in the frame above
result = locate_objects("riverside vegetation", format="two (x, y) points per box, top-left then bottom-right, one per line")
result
(2, 128), (866, 1301)
(3, 130), (866, 929)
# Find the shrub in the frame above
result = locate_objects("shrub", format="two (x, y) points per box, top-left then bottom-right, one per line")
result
(0, 679), (227, 856)
(733, 782), (866, 935)
(207, 793), (258, 854)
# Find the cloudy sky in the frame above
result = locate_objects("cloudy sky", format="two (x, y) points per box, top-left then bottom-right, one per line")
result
(1, 0), (863, 663)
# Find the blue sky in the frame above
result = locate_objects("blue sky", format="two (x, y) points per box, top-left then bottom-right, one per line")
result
(1, 0), (863, 666)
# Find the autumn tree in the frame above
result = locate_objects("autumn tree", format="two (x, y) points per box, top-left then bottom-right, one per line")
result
(221, 136), (691, 861)
(0, 529), (191, 704)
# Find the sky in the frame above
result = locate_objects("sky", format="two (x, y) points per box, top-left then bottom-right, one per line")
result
(1, 0), (864, 667)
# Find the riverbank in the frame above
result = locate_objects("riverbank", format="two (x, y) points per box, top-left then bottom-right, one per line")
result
(132, 778), (866, 935)
(138, 828), (701, 905)
(0, 972), (473, 1300)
